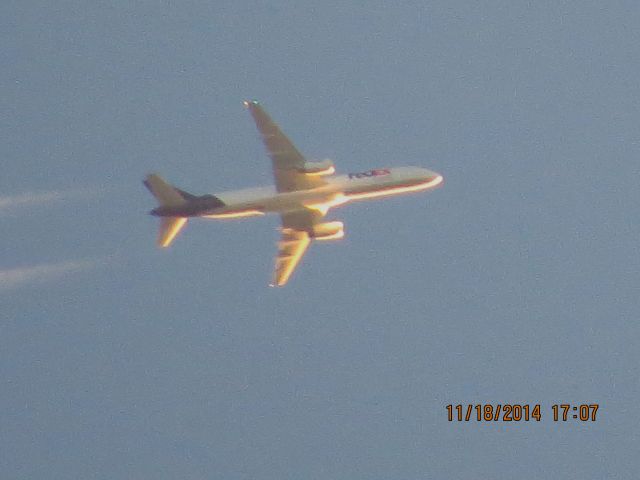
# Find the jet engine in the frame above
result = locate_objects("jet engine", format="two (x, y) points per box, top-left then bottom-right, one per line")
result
(310, 221), (344, 241)
(298, 159), (335, 176)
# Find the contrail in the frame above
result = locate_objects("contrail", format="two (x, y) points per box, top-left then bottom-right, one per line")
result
(0, 259), (100, 291)
(0, 188), (98, 213)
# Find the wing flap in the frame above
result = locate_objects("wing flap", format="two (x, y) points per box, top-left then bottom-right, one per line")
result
(271, 229), (310, 287)
(270, 208), (325, 286)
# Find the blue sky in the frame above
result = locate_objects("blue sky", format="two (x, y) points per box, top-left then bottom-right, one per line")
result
(2, 1), (639, 478)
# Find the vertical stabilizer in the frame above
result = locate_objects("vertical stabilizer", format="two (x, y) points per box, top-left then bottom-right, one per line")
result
(143, 174), (186, 207)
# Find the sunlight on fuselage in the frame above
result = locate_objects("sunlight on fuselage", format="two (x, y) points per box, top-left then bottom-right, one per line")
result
(303, 193), (349, 215)
(203, 210), (265, 219)
(346, 175), (443, 201)
(303, 175), (443, 215)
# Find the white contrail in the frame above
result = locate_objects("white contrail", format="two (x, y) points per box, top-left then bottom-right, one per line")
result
(0, 259), (100, 291)
(0, 188), (98, 213)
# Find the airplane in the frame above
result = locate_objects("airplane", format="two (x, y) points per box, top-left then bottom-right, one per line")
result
(144, 100), (443, 286)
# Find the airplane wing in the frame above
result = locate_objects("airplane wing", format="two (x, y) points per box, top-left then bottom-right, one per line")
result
(271, 209), (324, 286)
(244, 100), (327, 193)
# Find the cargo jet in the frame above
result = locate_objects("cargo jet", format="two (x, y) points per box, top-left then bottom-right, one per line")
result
(144, 101), (443, 286)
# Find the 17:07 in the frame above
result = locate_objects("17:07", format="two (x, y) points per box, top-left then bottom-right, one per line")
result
(552, 404), (599, 421)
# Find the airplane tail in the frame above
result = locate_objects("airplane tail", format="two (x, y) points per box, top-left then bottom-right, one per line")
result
(143, 174), (189, 248)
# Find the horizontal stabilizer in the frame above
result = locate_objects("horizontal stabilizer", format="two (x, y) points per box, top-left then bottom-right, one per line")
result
(158, 217), (188, 248)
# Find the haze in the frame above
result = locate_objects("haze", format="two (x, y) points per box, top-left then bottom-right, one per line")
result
(2, 1), (639, 478)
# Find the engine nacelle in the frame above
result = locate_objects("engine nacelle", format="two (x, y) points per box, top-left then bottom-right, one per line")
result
(310, 221), (344, 241)
(298, 159), (335, 176)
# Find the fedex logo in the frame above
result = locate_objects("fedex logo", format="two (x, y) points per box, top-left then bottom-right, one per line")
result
(348, 168), (391, 180)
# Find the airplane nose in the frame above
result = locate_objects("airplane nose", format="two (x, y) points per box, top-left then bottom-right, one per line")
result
(422, 168), (441, 180)
(422, 168), (444, 187)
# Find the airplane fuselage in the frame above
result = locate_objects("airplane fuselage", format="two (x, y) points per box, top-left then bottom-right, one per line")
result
(145, 100), (444, 285)
(152, 166), (443, 218)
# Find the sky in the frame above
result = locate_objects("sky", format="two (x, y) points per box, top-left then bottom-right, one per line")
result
(2, 1), (639, 478)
